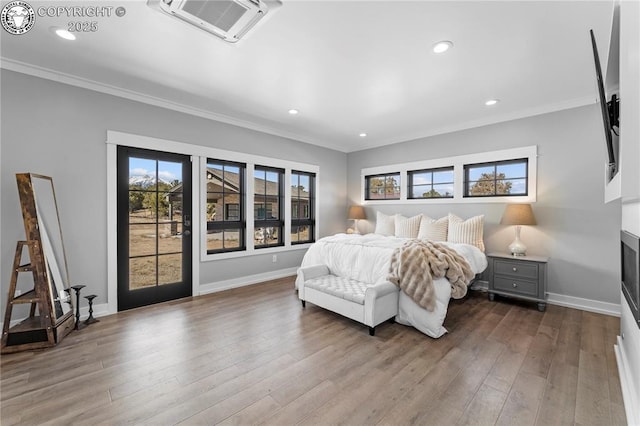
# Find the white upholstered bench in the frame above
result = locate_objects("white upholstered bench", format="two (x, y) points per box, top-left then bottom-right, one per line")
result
(296, 265), (399, 336)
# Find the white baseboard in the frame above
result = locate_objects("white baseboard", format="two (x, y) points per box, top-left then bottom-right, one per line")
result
(546, 292), (621, 317)
(615, 336), (640, 426)
(199, 267), (299, 296)
(469, 285), (620, 317)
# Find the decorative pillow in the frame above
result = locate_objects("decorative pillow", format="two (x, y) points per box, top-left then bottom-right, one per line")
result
(374, 211), (396, 236)
(447, 213), (485, 251)
(395, 214), (422, 238)
(417, 215), (448, 241)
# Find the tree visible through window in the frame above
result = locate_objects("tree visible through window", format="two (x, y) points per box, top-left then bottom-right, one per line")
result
(464, 159), (528, 197)
(408, 167), (454, 199)
(365, 173), (400, 200)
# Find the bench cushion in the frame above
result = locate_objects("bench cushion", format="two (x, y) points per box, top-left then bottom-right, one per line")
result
(304, 275), (368, 305)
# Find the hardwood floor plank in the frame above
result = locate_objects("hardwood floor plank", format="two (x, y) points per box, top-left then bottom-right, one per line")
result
(495, 371), (546, 426)
(216, 395), (282, 426)
(575, 349), (615, 425)
(259, 380), (338, 425)
(535, 361), (578, 426)
(457, 382), (508, 426)
(0, 278), (627, 425)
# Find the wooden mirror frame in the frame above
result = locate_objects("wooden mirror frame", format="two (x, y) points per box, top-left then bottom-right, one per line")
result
(16, 173), (74, 325)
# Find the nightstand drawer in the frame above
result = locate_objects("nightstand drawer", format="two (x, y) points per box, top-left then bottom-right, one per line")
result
(493, 276), (539, 297)
(494, 260), (538, 280)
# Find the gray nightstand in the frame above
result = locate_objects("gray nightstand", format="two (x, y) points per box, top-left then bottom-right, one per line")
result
(486, 252), (549, 312)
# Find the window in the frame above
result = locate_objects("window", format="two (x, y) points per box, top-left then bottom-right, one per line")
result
(464, 158), (528, 197)
(365, 173), (400, 200)
(254, 166), (284, 248)
(408, 167), (454, 199)
(291, 171), (315, 244)
(206, 159), (245, 254)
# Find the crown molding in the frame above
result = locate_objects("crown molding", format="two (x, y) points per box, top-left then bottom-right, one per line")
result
(1, 57), (595, 154)
(348, 95), (596, 152)
(0, 57), (349, 153)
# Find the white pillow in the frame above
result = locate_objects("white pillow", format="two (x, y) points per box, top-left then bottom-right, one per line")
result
(374, 211), (396, 236)
(417, 215), (448, 241)
(447, 213), (485, 251)
(395, 214), (422, 238)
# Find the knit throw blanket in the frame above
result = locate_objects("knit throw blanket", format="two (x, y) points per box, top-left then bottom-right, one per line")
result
(388, 240), (474, 311)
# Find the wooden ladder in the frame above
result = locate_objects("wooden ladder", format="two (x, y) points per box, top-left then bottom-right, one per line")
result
(1, 240), (56, 353)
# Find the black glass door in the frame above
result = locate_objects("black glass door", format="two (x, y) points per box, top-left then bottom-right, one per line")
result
(117, 146), (192, 311)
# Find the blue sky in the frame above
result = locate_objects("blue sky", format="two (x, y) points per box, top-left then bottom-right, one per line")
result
(129, 158), (182, 182)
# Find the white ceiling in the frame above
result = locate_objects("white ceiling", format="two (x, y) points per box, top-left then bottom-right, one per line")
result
(0, 0), (615, 153)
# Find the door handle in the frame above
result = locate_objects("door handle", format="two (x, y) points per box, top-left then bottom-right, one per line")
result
(184, 215), (191, 227)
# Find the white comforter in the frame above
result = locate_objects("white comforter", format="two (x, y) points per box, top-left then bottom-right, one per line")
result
(299, 233), (488, 338)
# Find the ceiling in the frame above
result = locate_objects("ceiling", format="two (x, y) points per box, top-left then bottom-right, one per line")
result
(0, 0), (615, 153)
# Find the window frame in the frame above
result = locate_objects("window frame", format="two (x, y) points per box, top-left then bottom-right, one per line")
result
(463, 158), (529, 198)
(253, 165), (285, 249)
(364, 172), (401, 200)
(291, 170), (316, 245)
(360, 146), (537, 204)
(407, 166), (455, 199)
(205, 159), (246, 254)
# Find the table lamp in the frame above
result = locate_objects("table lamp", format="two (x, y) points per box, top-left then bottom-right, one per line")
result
(348, 206), (366, 234)
(500, 203), (537, 256)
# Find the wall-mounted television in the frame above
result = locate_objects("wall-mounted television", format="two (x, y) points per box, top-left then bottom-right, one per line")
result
(589, 29), (620, 182)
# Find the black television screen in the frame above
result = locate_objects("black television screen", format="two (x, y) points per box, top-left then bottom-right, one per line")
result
(590, 29), (619, 180)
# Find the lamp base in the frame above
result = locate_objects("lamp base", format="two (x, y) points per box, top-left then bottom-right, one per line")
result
(352, 219), (361, 235)
(508, 225), (527, 256)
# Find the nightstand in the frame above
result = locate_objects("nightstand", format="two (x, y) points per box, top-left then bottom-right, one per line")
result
(486, 252), (549, 312)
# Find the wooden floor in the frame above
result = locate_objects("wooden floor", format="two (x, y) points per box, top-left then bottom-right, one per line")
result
(1, 276), (627, 425)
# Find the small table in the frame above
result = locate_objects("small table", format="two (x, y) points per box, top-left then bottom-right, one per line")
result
(486, 252), (549, 312)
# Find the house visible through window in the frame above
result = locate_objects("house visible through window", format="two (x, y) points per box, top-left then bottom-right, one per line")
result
(254, 166), (284, 248)
(408, 167), (454, 199)
(291, 171), (315, 244)
(464, 158), (528, 197)
(206, 159), (245, 254)
(365, 173), (400, 200)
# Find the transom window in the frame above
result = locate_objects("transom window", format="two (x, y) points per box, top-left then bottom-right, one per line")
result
(206, 159), (245, 254)
(254, 166), (284, 248)
(464, 158), (528, 197)
(365, 173), (400, 200)
(408, 167), (454, 199)
(291, 171), (315, 244)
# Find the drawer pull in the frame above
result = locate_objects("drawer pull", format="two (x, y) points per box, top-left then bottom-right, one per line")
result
(512, 267), (518, 272)
(512, 283), (518, 288)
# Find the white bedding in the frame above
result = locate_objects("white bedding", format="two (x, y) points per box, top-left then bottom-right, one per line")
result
(298, 233), (488, 338)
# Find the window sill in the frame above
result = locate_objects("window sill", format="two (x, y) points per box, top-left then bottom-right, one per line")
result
(201, 243), (313, 262)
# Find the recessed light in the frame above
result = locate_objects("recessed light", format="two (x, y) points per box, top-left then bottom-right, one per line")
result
(288, 109), (299, 115)
(55, 28), (76, 41)
(432, 40), (453, 53)
(485, 99), (499, 106)
(359, 133), (367, 138)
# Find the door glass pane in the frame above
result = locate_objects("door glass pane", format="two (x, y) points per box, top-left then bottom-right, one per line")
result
(130, 257), (156, 290)
(158, 253), (182, 285)
(129, 157), (157, 190)
(158, 160), (182, 187)
(129, 224), (157, 257)
(158, 230), (182, 254)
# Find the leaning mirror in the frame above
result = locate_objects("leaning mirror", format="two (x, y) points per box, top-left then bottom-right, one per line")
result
(20, 174), (73, 320)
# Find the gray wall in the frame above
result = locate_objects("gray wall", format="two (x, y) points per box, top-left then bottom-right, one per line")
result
(347, 105), (621, 305)
(1, 70), (347, 315)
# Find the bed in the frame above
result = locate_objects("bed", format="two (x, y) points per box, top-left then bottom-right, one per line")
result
(297, 232), (488, 338)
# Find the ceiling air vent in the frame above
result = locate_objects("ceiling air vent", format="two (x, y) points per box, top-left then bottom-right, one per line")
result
(149, 0), (282, 43)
